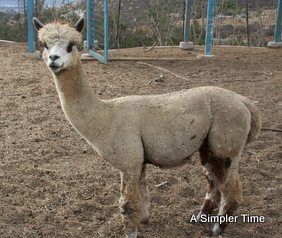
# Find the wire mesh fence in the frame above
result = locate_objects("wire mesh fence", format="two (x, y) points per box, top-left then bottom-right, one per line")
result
(91, 0), (106, 51)
(105, 0), (278, 49)
(107, 0), (184, 49)
(3, 1), (277, 49)
(212, 7), (276, 47)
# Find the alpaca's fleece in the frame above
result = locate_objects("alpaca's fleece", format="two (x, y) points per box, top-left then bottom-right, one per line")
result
(38, 22), (82, 44)
(35, 17), (262, 238)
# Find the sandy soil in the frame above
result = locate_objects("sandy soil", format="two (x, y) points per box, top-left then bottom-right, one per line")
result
(1, 42), (281, 238)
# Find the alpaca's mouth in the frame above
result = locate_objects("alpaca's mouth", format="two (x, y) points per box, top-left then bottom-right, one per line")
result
(49, 65), (61, 71)
(49, 64), (63, 72)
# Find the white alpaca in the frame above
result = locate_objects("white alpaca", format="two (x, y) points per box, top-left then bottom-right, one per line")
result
(33, 17), (261, 238)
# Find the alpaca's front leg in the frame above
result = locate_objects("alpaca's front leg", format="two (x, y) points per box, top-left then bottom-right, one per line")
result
(119, 171), (143, 238)
(139, 165), (150, 224)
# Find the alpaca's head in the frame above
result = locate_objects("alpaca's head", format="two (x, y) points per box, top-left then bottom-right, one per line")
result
(33, 17), (85, 73)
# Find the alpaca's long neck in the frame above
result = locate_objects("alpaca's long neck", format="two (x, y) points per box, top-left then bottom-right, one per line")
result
(53, 60), (111, 142)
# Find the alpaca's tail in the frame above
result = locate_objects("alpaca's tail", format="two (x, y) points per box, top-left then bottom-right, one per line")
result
(240, 97), (262, 144)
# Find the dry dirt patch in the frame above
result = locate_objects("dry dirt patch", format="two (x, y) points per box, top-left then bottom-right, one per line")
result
(0, 42), (281, 238)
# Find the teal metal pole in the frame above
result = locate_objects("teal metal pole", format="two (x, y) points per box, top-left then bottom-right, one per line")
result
(274, 0), (282, 42)
(183, 0), (192, 41)
(87, 0), (94, 51)
(27, 0), (34, 51)
(205, 0), (215, 54)
(104, 0), (108, 64)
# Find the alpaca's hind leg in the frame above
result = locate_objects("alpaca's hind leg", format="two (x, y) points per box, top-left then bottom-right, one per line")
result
(197, 162), (221, 221)
(119, 167), (148, 238)
(197, 146), (221, 221)
(199, 143), (242, 236)
(212, 165), (243, 236)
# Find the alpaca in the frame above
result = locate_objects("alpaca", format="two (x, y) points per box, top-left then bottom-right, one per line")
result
(32, 17), (261, 238)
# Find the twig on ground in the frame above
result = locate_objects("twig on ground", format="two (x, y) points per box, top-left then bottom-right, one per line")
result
(143, 43), (156, 52)
(261, 127), (282, 133)
(0, 93), (25, 97)
(167, 79), (264, 87)
(263, 70), (274, 76)
(137, 62), (190, 81)
(155, 181), (168, 188)
(147, 74), (165, 85)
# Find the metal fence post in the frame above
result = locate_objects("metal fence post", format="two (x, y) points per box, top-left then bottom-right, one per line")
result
(179, 0), (194, 49)
(274, 0), (282, 42)
(104, 0), (109, 64)
(27, 0), (34, 52)
(183, 0), (192, 41)
(267, 0), (282, 47)
(205, 0), (215, 55)
(87, 0), (95, 51)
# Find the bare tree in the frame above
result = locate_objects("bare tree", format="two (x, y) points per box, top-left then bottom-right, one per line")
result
(141, 0), (183, 46)
(35, 0), (46, 17)
(17, 0), (46, 17)
(115, 0), (122, 49)
(191, 0), (206, 45)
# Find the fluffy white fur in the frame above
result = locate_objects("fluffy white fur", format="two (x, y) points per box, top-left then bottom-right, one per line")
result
(38, 21), (82, 44)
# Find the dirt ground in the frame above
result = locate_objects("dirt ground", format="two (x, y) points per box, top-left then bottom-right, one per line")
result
(1, 42), (281, 238)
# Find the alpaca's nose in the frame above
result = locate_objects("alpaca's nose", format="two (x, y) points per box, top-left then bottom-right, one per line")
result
(49, 54), (60, 62)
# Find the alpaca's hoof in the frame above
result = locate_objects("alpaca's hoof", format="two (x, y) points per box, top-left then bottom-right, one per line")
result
(141, 217), (149, 224)
(211, 223), (225, 237)
(141, 210), (150, 224)
(195, 211), (205, 225)
(125, 231), (137, 238)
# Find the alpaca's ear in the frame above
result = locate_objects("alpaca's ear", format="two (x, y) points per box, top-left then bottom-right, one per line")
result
(74, 17), (85, 33)
(32, 17), (44, 31)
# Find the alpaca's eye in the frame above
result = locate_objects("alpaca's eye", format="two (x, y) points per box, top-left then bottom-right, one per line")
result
(67, 42), (75, 53)
(43, 42), (48, 49)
